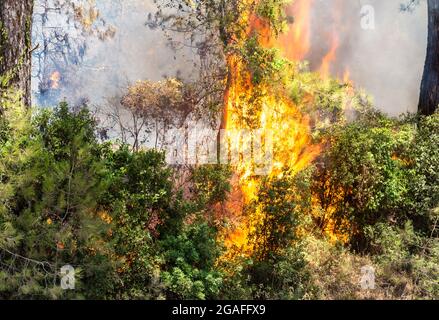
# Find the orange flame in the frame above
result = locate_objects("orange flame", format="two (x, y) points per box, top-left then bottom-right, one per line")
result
(50, 71), (61, 89)
(318, 0), (344, 79)
(279, 0), (313, 61)
(219, 0), (357, 260)
(319, 34), (340, 79)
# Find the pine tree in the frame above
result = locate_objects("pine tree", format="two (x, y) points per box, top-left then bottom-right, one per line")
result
(0, 101), (116, 299)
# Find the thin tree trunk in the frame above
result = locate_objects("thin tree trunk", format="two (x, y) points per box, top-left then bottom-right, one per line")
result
(419, 0), (439, 116)
(0, 0), (34, 107)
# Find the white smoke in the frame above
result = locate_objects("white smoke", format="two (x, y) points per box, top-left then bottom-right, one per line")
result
(32, 0), (194, 107)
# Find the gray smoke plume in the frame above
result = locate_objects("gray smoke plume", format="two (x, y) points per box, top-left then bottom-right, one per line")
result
(32, 0), (428, 116)
(32, 0), (194, 108)
(306, 0), (427, 116)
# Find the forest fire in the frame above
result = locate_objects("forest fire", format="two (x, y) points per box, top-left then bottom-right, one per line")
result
(343, 68), (351, 83)
(1, 0), (437, 302)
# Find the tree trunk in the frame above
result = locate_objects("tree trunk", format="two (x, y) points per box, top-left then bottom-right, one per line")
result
(0, 0), (34, 107)
(419, 0), (439, 116)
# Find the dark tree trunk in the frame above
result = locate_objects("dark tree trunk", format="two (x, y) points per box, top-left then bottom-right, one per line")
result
(419, 0), (439, 116)
(0, 0), (34, 107)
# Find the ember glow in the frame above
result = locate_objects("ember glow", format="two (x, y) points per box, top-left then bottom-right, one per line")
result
(50, 71), (61, 89)
(343, 68), (351, 84)
(319, 33), (340, 79)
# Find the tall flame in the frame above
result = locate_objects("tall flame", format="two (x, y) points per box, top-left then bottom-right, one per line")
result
(219, 0), (356, 260)
(342, 68), (352, 85)
(318, 0), (344, 79)
(219, 2), (321, 259)
(319, 33), (340, 79)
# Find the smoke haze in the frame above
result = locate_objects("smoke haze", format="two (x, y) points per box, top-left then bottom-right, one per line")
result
(305, 0), (428, 116)
(32, 0), (428, 116)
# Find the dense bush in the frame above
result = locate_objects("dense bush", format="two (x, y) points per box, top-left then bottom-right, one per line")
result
(312, 108), (439, 251)
(0, 101), (115, 299)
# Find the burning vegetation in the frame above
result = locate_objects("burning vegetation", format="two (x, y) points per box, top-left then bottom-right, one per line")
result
(215, 0), (358, 259)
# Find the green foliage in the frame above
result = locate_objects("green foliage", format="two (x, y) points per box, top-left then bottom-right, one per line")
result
(256, 0), (292, 36)
(103, 150), (229, 299)
(0, 100), (228, 300)
(160, 221), (224, 299)
(242, 37), (290, 85)
(367, 219), (439, 299)
(250, 170), (309, 261)
(249, 245), (310, 300)
(103, 146), (173, 299)
(157, 165), (230, 299)
(405, 113), (439, 221)
(312, 110), (417, 248)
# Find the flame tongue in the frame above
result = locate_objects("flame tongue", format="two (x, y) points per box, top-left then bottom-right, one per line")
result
(250, 0), (313, 61)
(220, 0), (355, 258)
